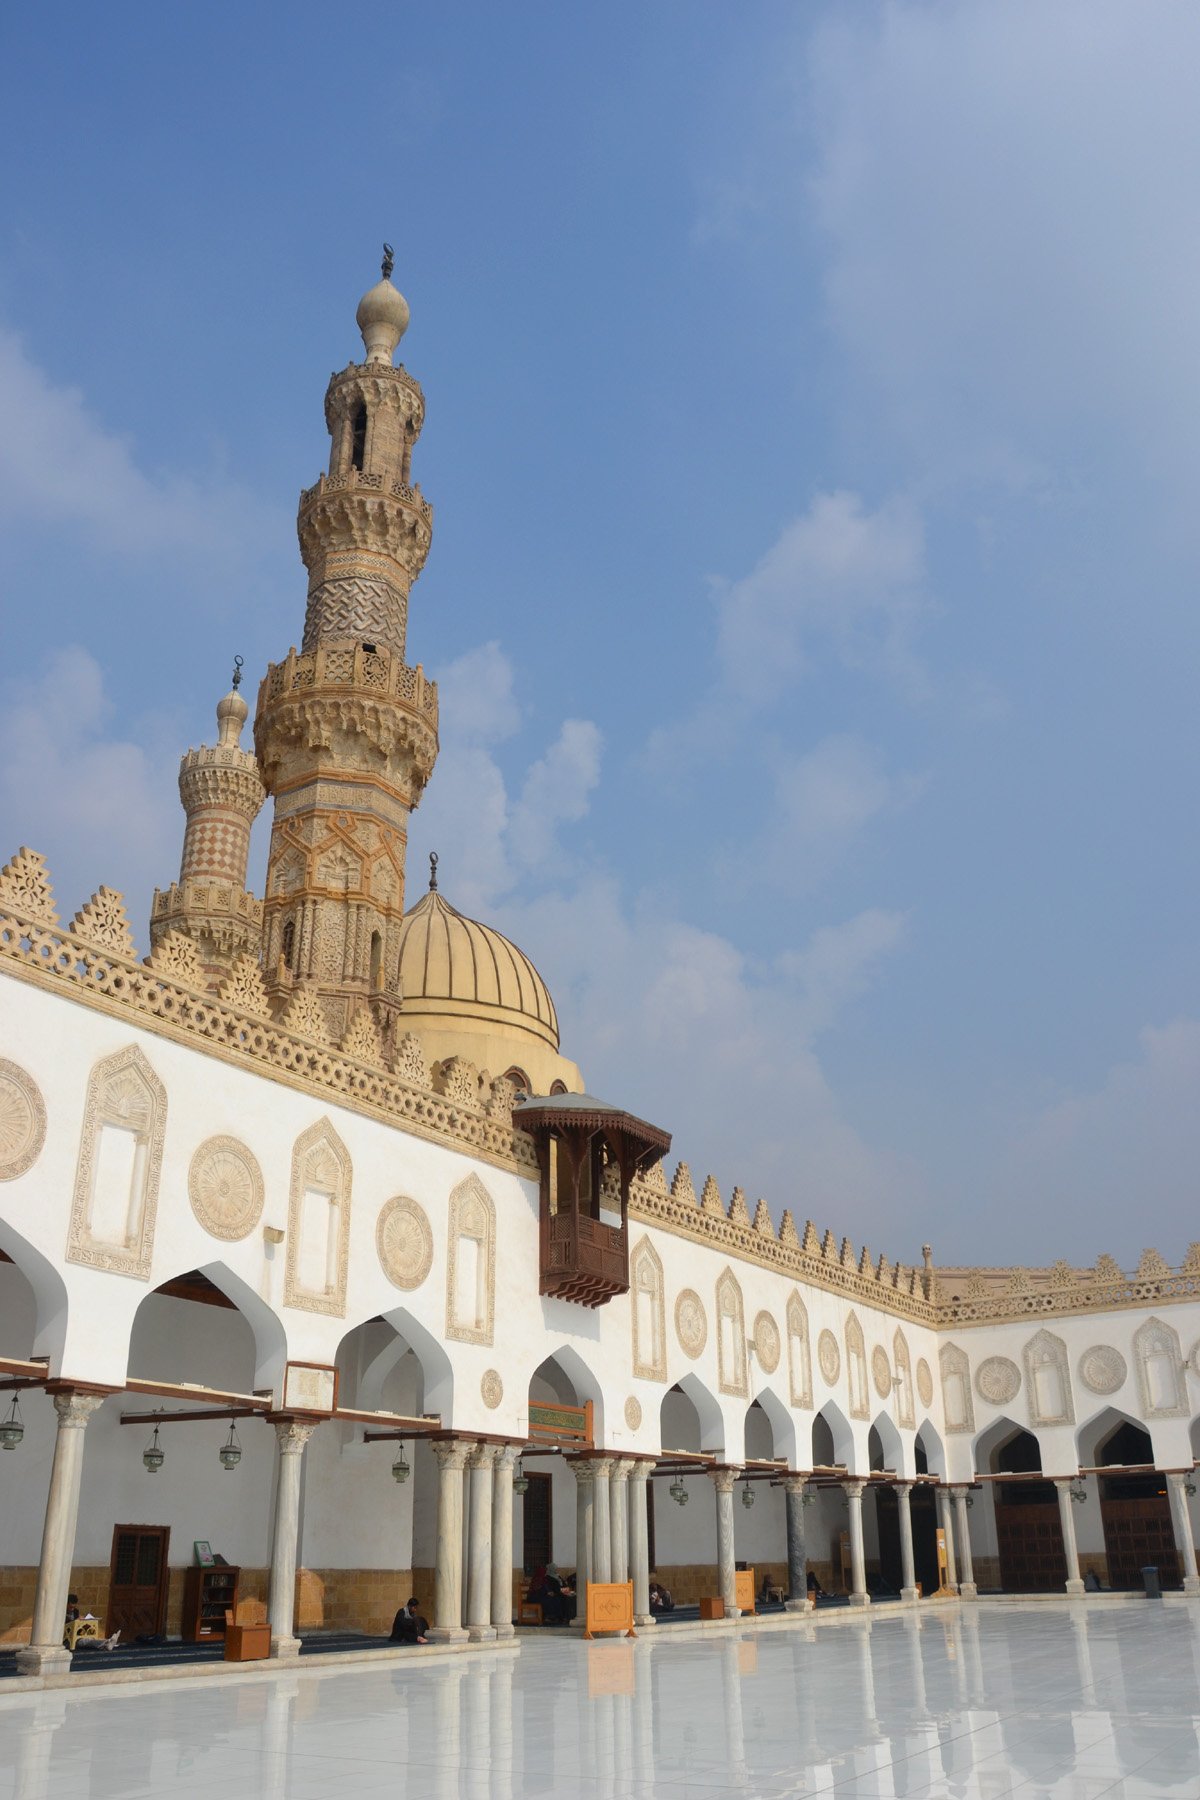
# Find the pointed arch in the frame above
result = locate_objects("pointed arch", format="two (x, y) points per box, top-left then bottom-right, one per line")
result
(663, 1373), (724, 1456)
(1023, 1328), (1074, 1426)
(630, 1235), (666, 1381)
(940, 1341), (974, 1433)
(125, 1258), (286, 1397)
(1133, 1316), (1188, 1417)
(915, 1418), (946, 1478)
(869, 1410), (904, 1474)
(67, 1042), (166, 1279)
(715, 1267), (747, 1397)
(845, 1312), (869, 1419)
(345, 1304), (455, 1423)
(0, 1218), (68, 1367)
(284, 1117), (351, 1315)
(747, 1388), (797, 1467)
(529, 1343), (606, 1440)
(446, 1173), (496, 1345)
(892, 1327), (914, 1428)
(974, 1414), (1040, 1475)
(785, 1290), (812, 1409)
(813, 1399), (855, 1471)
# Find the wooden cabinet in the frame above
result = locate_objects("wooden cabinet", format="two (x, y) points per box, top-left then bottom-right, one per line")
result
(182, 1565), (240, 1641)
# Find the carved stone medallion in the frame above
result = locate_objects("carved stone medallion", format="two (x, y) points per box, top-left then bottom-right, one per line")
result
(376, 1195), (434, 1290)
(187, 1136), (264, 1241)
(818, 1329), (841, 1386)
(974, 1356), (1021, 1405)
(1078, 1344), (1127, 1396)
(624, 1395), (643, 1431)
(675, 1289), (707, 1359)
(480, 1369), (503, 1410)
(916, 1358), (934, 1408)
(0, 1059), (46, 1181)
(753, 1311), (781, 1375)
(872, 1345), (892, 1400)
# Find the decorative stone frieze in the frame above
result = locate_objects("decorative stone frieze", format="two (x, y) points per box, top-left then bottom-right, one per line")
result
(70, 887), (137, 958)
(1134, 1315), (1188, 1417)
(974, 1355), (1021, 1406)
(1078, 1344), (1127, 1395)
(818, 1330), (841, 1387)
(1023, 1328), (1074, 1426)
(0, 1058), (46, 1180)
(916, 1358), (934, 1408)
(871, 1344), (892, 1400)
(480, 1369), (503, 1410)
(753, 1310), (781, 1375)
(631, 1237), (667, 1381)
(284, 1118), (351, 1315)
(624, 1396), (643, 1430)
(940, 1342), (974, 1433)
(376, 1194), (434, 1291)
(787, 1291), (813, 1409)
(674, 1289), (707, 1358)
(716, 1267), (747, 1397)
(0, 846), (57, 924)
(188, 1135), (264, 1241)
(845, 1313), (869, 1419)
(446, 1173), (496, 1346)
(67, 1044), (166, 1279)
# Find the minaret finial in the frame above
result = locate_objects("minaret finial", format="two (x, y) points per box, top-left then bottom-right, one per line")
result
(231, 654), (244, 691)
(429, 851), (438, 892)
(382, 242), (395, 281)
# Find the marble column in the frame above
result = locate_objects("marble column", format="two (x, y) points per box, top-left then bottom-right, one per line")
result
(783, 1475), (810, 1609)
(429, 1439), (472, 1642)
(610, 1457), (632, 1583)
(491, 1444), (519, 1636)
(1167, 1473), (1200, 1597)
(628, 1462), (653, 1626)
(936, 1487), (959, 1593)
(268, 1418), (316, 1658)
(592, 1459), (613, 1583)
(574, 1458), (596, 1602)
(1053, 1479), (1086, 1597)
(467, 1443), (498, 1642)
(710, 1467), (740, 1616)
(951, 1486), (977, 1599)
(15, 1391), (107, 1674)
(895, 1481), (919, 1602)
(842, 1479), (870, 1607)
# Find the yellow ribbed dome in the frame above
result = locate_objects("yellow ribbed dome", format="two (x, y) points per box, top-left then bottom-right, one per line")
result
(396, 887), (559, 1051)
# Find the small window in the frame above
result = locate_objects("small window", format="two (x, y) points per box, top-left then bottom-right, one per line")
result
(549, 1079), (568, 1096)
(370, 931), (383, 989)
(350, 404), (368, 471)
(502, 1066), (531, 1093)
(282, 919), (296, 970)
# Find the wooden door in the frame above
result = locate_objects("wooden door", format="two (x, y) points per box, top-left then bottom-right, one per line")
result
(522, 1473), (552, 1574)
(1101, 1478), (1180, 1589)
(994, 1482), (1066, 1591)
(107, 1525), (170, 1640)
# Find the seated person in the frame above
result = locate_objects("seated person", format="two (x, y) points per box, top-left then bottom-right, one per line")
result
(527, 1569), (574, 1624)
(760, 1573), (785, 1605)
(806, 1570), (825, 1598)
(648, 1580), (674, 1613)
(389, 1596), (429, 1644)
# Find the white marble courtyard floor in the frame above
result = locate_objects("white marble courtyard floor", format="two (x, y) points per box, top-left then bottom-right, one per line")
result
(1, 1600), (1198, 1800)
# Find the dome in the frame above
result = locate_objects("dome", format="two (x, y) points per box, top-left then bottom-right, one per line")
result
(396, 887), (559, 1051)
(356, 276), (410, 364)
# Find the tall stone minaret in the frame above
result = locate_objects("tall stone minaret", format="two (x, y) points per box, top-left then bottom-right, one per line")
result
(254, 251), (440, 1045)
(149, 664), (266, 983)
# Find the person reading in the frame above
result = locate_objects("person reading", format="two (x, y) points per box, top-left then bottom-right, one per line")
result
(389, 1597), (428, 1644)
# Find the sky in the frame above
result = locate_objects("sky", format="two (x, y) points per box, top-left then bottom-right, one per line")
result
(1, 2), (1197, 1271)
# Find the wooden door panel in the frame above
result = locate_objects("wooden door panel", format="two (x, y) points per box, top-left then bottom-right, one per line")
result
(107, 1525), (170, 1639)
(1101, 1496), (1180, 1590)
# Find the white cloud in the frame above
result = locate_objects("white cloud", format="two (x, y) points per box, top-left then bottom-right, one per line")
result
(0, 647), (178, 941)
(779, 907), (908, 1035)
(509, 720), (602, 871)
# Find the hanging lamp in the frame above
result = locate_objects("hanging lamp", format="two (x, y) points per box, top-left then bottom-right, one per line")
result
(142, 1421), (165, 1474)
(219, 1422), (242, 1472)
(0, 1395), (24, 1450)
(741, 1481), (755, 1509)
(513, 1458), (529, 1496)
(391, 1443), (411, 1484)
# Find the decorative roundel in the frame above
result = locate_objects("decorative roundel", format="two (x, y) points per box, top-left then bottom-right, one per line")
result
(0, 1059), (46, 1181)
(974, 1356), (1021, 1405)
(675, 1289), (708, 1359)
(1078, 1345), (1127, 1396)
(624, 1396), (643, 1431)
(818, 1329), (841, 1386)
(753, 1311), (781, 1374)
(480, 1369), (503, 1410)
(376, 1195), (434, 1290)
(872, 1345), (892, 1400)
(916, 1358), (934, 1408)
(187, 1135), (264, 1241)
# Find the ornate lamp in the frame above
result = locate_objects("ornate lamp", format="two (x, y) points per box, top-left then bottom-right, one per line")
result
(513, 1458), (529, 1496)
(669, 1475), (688, 1506)
(741, 1482), (755, 1510)
(142, 1421), (165, 1474)
(0, 1395), (24, 1450)
(391, 1444), (411, 1484)
(219, 1423), (242, 1472)
(1069, 1483), (1087, 1505)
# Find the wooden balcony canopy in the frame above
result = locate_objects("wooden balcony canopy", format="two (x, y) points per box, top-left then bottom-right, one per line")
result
(514, 1093), (671, 1308)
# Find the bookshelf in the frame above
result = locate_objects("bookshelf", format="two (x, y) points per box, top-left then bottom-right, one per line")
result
(182, 1565), (240, 1641)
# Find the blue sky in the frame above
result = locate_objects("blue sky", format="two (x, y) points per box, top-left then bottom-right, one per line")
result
(1, 3), (1197, 1268)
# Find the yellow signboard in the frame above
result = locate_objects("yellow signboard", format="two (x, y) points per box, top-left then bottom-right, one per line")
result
(735, 1569), (756, 1615)
(584, 1580), (636, 1639)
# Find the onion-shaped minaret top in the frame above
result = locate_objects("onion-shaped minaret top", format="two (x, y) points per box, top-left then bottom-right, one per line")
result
(355, 243), (410, 364)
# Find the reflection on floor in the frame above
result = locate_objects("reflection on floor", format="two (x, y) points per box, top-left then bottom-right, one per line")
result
(1, 1600), (1198, 1798)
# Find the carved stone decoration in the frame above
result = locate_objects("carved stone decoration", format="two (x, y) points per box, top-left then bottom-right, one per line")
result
(674, 1289), (707, 1359)
(284, 1118), (351, 1316)
(974, 1356), (1022, 1406)
(1023, 1328), (1074, 1426)
(753, 1311), (781, 1375)
(624, 1396), (643, 1431)
(786, 1290), (813, 1409)
(631, 1237), (667, 1381)
(67, 1044), (166, 1279)
(393, 1032), (429, 1087)
(219, 953), (273, 1020)
(0, 1059), (46, 1180)
(916, 1358), (934, 1408)
(818, 1329), (841, 1387)
(939, 1342), (974, 1433)
(1134, 1316), (1188, 1417)
(0, 846), (58, 923)
(188, 1136), (264, 1241)
(480, 1369), (503, 1410)
(716, 1267), (748, 1397)
(70, 886), (137, 957)
(1079, 1345), (1127, 1396)
(376, 1195), (434, 1291)
(872, 1345), (892, 1400)
(282, 987), (331, 1044)
(893, 1329), (915, 1428)
(445, 1173), (496, 1345)
(845, 1313), (869, 1419)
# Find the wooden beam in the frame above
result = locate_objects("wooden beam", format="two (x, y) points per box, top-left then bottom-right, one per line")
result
(125, 1378), (271, 1409)
(119, 1406), (262, 1427)
(0, 1355), (49, 1379)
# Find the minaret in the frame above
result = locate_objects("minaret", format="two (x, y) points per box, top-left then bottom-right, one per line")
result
(254, 250), (439, 1045)
(149, 660), (266, 982)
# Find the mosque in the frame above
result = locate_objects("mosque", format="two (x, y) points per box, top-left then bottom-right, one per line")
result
(1, 257), (1197, 1682)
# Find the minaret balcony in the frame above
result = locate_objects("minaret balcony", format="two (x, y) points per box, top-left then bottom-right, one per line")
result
(260, 642), (438, 722)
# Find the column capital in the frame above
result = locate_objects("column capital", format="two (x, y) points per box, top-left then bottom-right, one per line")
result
(841, 1477), (867, 1498)
(468, 1442), (499, 1471)
(592, 1457), (613, 1482)
(610, 1456), (635, 1480)
(893, 1478), (914, 1495)
(627, 1459), (651, 1486)
(51, 1390), (107, 1429)
(274, 1418), (317, 1454)
(709, 1466), (739, 1495)
(950, 1483), (973, 1500)
(492, 1442), (521, 1474)
(782, 1474), (809, 1497)
(570, 1455), (603, 1484)
(432, 1437), (474, 1472)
